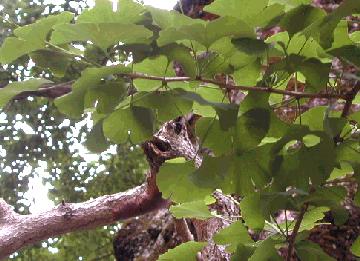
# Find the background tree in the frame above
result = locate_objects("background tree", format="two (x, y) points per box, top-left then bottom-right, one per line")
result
(0, 1), (146, 260)
(0, 0), (360, 260)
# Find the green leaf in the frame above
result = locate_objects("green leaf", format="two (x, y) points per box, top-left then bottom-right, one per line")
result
(233, 145), (275, 195)
(195, 118), (232, 156)
(280, 5), (326, 37)
(273, 127), (336, 189)
(254, 4), (285, 28)
(235, 108), (271, 153)
(331, 206), (349, 226)
(332, 20), (353, 48)
(180, 89), (238, 129)
(269, 0), (311, 11)
(50, 23), (152, 51)
(248, 239), (282, 261)
(240, 193), (265, 230)
(323, 115), (347, 138)
(287, 33), (326, 59)
(55, 65), (130, 118)
(102, 106), (154, 144)
(204, 0), (268, 26)
(351, 236), (360, 257)
(232, 38), (269, 57)
(30, 49), (73, 77)
(304, 0), (360, 48)
(191, 86), (228, 117)
(133, 90), (193, 122)
(328, 45), (360, 68)
(298, 206), (329, 232)
(350, 31), (360, 43)
(299, 106), (326, 131)
(350, 111), (360, 123)
(84, 80), (127, 114)
(213, 220), (253, 252)
(0, 79), (52, 108)
(240, 92), (289, 138)
(85, 120), (110, 153)
(158, 241), (207, 261)
(336, 140), (360, 175)
(306, 186), (347, 208)
(233, 58), (262, 86)
(157, 162), (212, 203)
(157, 16), (254, 49)
(77, 0), (145, 24)
(190, 156), (234, 193)
(160, 43), (197, 78)
(231, 244), (255, 261)
(146, 6), (201, 30)
(355, 189), (360, 207)
(296, 241), (336, 261)
(302, 134), (321, 147)
(297, 58), (331, 92)
(0, 12), (74, 64)
(133, 55), (175, 91)
(170, 200), (212, 220)
(197, 52), (232, 78)
(329, 162), (353, 180)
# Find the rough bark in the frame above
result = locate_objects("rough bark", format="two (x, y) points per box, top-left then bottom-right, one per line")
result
(0, 181), (168, 260)
(113, 113), (240, 261)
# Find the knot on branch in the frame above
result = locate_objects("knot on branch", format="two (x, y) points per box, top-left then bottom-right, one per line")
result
(142, 113), (202, 171)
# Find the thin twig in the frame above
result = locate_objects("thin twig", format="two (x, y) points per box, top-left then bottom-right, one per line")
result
(120, 73), (348, 100)
(334, 82), (360, 143)
(286, 203), (309, 261)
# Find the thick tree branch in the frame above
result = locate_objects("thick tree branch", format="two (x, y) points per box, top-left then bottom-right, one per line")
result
(0, 180), (168, 260)
(0, 114), (199, 260)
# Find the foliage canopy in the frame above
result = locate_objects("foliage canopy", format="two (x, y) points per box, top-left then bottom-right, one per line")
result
(1, 0), (360, 260)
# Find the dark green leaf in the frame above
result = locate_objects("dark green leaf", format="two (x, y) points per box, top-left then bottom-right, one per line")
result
(249, 239), (282, 261)
(133, 90), (193, 122)
(213, 220), (253, 252)
(0, 79), (52, 108)
(133, 55), (175, 91)
(55, 65), (130, 118)
(280, 5), (326, 37)
(102, 106), (154, 144)
(235, 108), (271, 152)
(204, 0), (268, 26)
(0, 12), (74, 64)
(240, 193), (265, 230)
(51, 23), (152, 51)
(157, 161), (212, 203)
(158, 241), (207, 261)
(196, 118), (232, 155)
(351, 236), (360, 257)
(328, 45), (360, 68)
(296, 240), (336, 260)
(170, 200), (212, 220)
(85, 120), (109, 153)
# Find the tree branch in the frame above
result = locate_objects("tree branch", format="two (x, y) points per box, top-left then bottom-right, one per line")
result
(0, 114), (199, 259)
(8, 73), (348, 104)
(0, 181), (168, 260)
(286, 203), (309, 261)
(334, 81), (360, 143)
